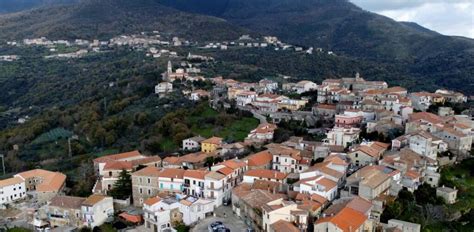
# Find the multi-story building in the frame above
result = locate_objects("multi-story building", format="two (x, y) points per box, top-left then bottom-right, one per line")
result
(201, 137), (223, 153)
(0, 177), (26, 205)
(182, 136), (206, 151)
(15, 169), (67, 204)
(81, 195), (114, 228)
(143, 196), (181, 232)
(325, 127), (360, 148)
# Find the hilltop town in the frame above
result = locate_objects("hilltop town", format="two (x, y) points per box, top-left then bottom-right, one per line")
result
(1, 61), (472, 232)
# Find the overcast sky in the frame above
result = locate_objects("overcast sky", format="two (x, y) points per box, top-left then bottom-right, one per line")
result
(351, 0), (474, 38)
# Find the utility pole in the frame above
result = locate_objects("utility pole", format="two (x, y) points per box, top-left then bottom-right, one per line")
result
(0, 154), (5, 176)
(68, 138), (72, 158)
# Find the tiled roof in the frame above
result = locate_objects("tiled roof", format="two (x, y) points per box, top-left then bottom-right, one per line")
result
(271, 220), (299, 232)
(316, 207), (367, 232)
(93, 150), (142, 163)
(202, 136), (223, 145)
(144, 196), (161, 206)
(247, 150), (273, 166)
(244, 169), (287, 180)
(49, 195), (85, 209)
(0, 177), (24, 188)
(103, 161), (133, 171)
(217, 167), (234, 176)
(184, 170), (208, 180)
(132, 166), (161, 177)
(158, 168), (185, 179)
(82, 194), (108, 206)
(16, 169), (66, 192)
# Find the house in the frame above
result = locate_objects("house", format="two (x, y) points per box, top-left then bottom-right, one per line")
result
(262, 199), (308, 232)
(345, 166), (392, 201)
(232, 184), (286, 230)
(407, 131), (447, 160)
(243, 170), (287, 184)
(204, 171), (227, 205)
(326, 127), (360, 148)
(143, 196), (181, 232)
(246, 123), (278, 144)
(15, 169), (66, 204)
(182, 136), (206, 151)
(436, 186), (457, 204)
(245, 150), (274, 170)
(347, 144), (383, 167)
(236, 91), (258, 106)
(93, 151), (161, 194)
(294, 175), (338, 201)
(132, 166), (162, 206)
(294, 81), (318, 94)
(183, 170), (207, 198)
(155, 82), (173, 95)
(179, 196), (215, 225)
(189, 89), (210, 101)
(269, 144), (310, 173)
(314, 207), (369, 232)
(201, 137), (223, 153)
(270, 220), (300, 232)
(312, 104), (337, 119)
(0, 177), (26, 205)
(409, 92), (445, 111)
(259, 79), (279, 93)
(299, 161), (346, 188)
(335, 113), (363, 128)
(43, 196), (85, 228)
(81, 195), (114, 228)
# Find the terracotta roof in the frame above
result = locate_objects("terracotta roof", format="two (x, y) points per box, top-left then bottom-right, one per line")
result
(132, 166), (161, 176)
(252, 180), (281, 192)
(409, 112), (444, 124)
(205, 171), (226, 180)
(82, 194), (108, 206)
(244, 170), (287, 180)
(0, 177), (24, 188)
(119, 212), (142, 224)
(217, 167), (234, 176)
(352, 145), (380, 158)
(49, 195), (85, 209)
(93, 150), (142, 163)
(180, 152), (215, 164)
(184, 170), (208, 180)
(103, 161), (133, 171)
(405, 170), (421, 180)
(144, 196), (161, 206)
(271, 220), (299, 232)
(202, 136), (223, 145)
(16, 169), (66, 192)
(218, 159), (246, 170)
(316, 207), (367, 232)
(163, 156), (181, 165)
(247, 150), (273, 166)
(130, 156), (161, 166)
(346, 197), (373, 214)
(159, 168), (185, 179)
(324, 155), (348, 166)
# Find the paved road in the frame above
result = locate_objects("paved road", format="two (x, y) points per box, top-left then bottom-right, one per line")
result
(191, 206), (248, 232)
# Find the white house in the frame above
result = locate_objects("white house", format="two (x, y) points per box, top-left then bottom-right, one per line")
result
(155, 82), (173, 95)
(179, 196), (214, 225)
(0, 177), (26, 205)
(182, 136), (206, 151)
(143, 196), (180, 232)
(295, 81), (318, 94)
(246, 123), (278, 143)
(325, 127), (360, 148)
(235, 91), (257, 106)
(82, 195), (114, 228)
(295, 175), (338, 201)
(243, 170), (287, 184)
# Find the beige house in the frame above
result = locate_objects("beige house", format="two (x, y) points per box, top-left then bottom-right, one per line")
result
(15, 169), (66, 204)
(82, 195), (114, 228)
(345, 166), (392, 201)
(44, 195), (85, 228)
(132, 166), (161, 206)
(436, 186), (458, 204)
(262, 198), (308, 232)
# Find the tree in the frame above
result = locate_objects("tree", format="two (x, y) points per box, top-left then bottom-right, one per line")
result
(414, 183), (444, 205)
(380, 201), (403, 223)
(109, 169), (132, 200)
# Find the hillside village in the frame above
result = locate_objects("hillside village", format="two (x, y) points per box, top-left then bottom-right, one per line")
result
(1, 58), (472, 232)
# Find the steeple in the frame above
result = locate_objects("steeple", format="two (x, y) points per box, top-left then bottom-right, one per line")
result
(167, 60), (172, 74)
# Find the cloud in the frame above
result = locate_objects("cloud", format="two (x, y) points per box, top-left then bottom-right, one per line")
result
(351, 0), (474, 38)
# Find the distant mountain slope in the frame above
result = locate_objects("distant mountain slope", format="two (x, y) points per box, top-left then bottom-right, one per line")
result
(157, 0), (474, 94)
(0, 0), (248, 41)
(0, 0), (77, 14)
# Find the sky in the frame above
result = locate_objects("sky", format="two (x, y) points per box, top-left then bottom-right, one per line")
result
(351, 0), (474, 38)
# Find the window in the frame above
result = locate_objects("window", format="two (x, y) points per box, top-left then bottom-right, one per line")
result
(355, 153), (358, 158)
(139, 188), (143, 194)
(148, 178), (151, 184)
